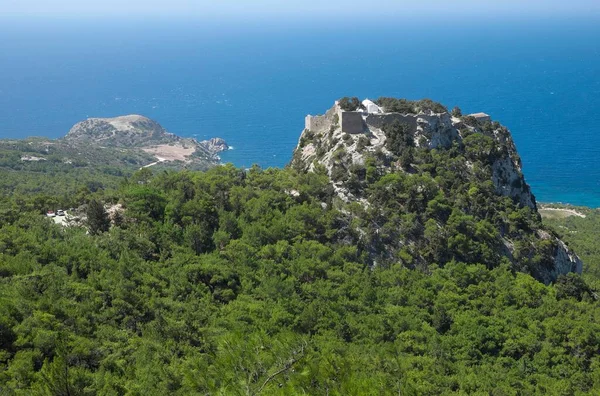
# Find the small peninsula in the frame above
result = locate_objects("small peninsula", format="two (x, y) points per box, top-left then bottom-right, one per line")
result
(2, 114), (228, 171)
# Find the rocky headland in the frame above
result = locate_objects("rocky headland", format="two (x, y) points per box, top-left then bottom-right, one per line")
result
(291, 97), (582, 284)
(2, 115), (228, 171)
(65, 115), (228, 167)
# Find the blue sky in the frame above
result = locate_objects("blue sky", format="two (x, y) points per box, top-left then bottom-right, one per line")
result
(2, 0), (599, 18)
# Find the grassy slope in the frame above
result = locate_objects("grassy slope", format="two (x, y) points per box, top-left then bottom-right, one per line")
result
(541, 204), (600, 286)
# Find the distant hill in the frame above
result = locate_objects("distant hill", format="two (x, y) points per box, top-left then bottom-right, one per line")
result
(65, 115), (172, 147)
(0, 115), (228, 172)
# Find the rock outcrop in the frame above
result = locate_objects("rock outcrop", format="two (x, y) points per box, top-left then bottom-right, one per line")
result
(295, 101), (535, 209)
(292, 98), (582, 283)
(199, 137), (229, 155)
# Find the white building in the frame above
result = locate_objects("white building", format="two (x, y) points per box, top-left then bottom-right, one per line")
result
(362, 99), (382, 114)
(468, 112), (491, 123)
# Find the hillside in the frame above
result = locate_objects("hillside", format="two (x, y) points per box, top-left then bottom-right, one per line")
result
(292, 97), (581, 284)
(540, 204), (600, 284)
(0, 99), (598, 395)
(0, 115), (228, 202)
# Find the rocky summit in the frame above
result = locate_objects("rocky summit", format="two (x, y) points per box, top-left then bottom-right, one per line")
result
(291, 97), (582, 284)
(65, 115), (171, 147)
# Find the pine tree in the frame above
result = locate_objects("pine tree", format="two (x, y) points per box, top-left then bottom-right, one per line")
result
(86, 199), (110, 235)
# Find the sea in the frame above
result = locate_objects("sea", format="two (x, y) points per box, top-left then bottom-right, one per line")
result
(1, 16), (599, 207)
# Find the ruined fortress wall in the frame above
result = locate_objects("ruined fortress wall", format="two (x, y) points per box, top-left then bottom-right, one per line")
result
(339, 112), (443, 135)
(308, 106), (450, 136)
(364, 113), (421, 130)
(305, 115), (330, 132)
(366, 113), (454, 130)
(340, 111), (365, 134)
(305, 105), (340, 133)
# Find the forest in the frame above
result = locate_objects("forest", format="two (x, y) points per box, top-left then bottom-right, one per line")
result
(0, 118), (599, 394)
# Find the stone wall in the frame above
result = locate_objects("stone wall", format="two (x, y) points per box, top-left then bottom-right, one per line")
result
(340, 111), (365, 134)
(365, 113), (421, 130)
(305, 105), (339, 133)
(305, 115), (329, 132)
(365, 112), (460, 149)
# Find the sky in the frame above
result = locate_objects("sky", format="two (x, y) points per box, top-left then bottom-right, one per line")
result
(2, 0), (600, 19)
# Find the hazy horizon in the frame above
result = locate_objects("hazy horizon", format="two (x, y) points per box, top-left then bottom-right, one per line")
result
(3, 0), (600, 20)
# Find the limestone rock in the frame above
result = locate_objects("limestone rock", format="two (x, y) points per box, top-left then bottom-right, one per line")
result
(291, 98), (582, 283)
(199, 137), (229, 154)
(294, 100), (536, 209)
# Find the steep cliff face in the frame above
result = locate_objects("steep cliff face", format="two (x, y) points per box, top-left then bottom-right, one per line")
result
(292, 98), (581, 283)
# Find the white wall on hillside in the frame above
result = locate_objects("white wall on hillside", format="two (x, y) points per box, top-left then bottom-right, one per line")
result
(362, 99), (382, 114)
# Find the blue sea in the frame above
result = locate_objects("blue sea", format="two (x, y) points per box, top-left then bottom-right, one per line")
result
(1, 16), (599, 206)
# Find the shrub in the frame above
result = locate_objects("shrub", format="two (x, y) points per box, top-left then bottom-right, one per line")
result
(356, 136), (371, 151)
(375, 97), (416, 114)
(459, 127), (474, 139)
(316, 145), (326, 157)
(338, 97), (360, 111)
(347, 173), (362, 195)
(330, 164), (348, 182)
(555, 273), (590, 301)
(332, 147), (347, 161)
(328, 137), (339, 150)
(375, 97), (448, 114)
(383, 120), (414, 156)
(349, 163), (367, 180)
(462, 116), (479, 127)
(299, 130), (315, 148)
(414, 99), (448, 114)
(400, 148), (414, 169)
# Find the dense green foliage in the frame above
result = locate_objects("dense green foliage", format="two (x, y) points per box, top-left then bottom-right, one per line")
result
(375, 97), (448, 114)
(0, 139), (142, 211)
(338, 97), (361, 111)
(87, 199), (111, 235)
(0, 159), (599, 394)
(0, 109), (598, 394)
(0, 136), (217, 208)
